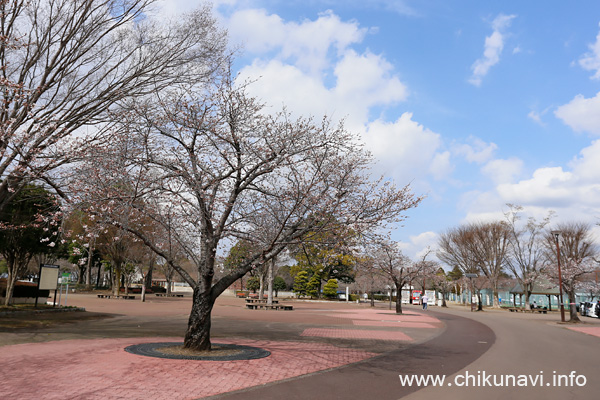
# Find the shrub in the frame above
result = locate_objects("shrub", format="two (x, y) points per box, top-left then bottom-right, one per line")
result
(293, 270), (309, 296)
(323, 279), (338, 298)
(151, 285), (166, 293)
(246, 276), (260, 292)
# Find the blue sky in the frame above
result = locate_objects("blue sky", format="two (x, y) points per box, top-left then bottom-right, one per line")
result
(158, 1), (600, 260)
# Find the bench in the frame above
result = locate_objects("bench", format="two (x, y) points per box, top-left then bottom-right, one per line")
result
(97, 294), (111, 299)
(121, 295), (135, 300)
(245, 303), (293, 311)
(507, 307), (547, 314)
(245, 298), (278, 304)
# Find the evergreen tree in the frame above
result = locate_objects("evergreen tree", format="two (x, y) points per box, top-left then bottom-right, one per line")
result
(323, 279), (339, 298)
(293, 270), (309, 297)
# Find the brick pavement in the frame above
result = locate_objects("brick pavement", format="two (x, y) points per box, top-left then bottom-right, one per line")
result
(301, 327), (414, 341)
(0, 294), (445, 399)
(0, 337), (376, 400)
(567, 326), (600, 338)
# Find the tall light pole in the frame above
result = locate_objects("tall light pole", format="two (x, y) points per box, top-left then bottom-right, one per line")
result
(465, 273), (478, 312)
(551, 230), (566, 323)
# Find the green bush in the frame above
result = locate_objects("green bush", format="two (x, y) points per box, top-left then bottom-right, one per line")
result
(323, 279), (338, 298)
(293, 270), (309, 296)
(246, 276), (260, 292)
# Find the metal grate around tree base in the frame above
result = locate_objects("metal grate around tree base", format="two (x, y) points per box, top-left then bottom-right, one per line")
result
(124, 342), (271, 361)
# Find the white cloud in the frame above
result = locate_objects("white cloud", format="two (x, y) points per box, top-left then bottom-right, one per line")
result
(227, 9), (367, 76)
(481, 158), (523, 184)
(555, 92), (600, 135)
(528, 110), (543, 125)
(333, 50), (408, 112)
(578, 22), (600, 79)
(569, 139), (600, 181)
(452, 137), (497, 164)
(398, 231), (439, 260)
(527, 108), (552, 126)
(464, 140), (600, 224)
(363, 113), (447, 182)
(429, 151), (453, 180)
(469, 14), (516, 87)
(237, 49), (407, 127)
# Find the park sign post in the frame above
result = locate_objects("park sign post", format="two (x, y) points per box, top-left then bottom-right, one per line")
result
(35, 264), (60, 307)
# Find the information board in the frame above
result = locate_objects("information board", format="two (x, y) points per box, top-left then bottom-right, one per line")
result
(39, 265), (60, 290)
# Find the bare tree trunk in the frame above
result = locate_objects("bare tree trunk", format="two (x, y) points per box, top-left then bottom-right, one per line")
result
(524, 291), (531, 310)
(267, 259), (274, 306)
(565, 288), (580, 323)
(113, 263), (121, 297)
(85, 240), (94, 287)
(395, 283), (403, 314)
(4, 261), (17, 306)
(184, 287), (214, 351)
(259, 273), (265, 301)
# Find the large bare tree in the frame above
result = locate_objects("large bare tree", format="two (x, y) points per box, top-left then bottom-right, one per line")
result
(437, 222), (508, 307)
(70, 80), (423, 350)
(0, 0), (227, 211)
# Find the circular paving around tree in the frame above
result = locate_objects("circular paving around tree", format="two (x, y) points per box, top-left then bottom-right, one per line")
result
(124, 342), (271, 361)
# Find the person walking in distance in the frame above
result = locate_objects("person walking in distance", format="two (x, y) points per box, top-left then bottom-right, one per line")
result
(422, 293), (429, 310)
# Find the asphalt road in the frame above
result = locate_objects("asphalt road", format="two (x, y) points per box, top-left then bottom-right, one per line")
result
(403, 307), (600, 400)
(210, 306), (600, 400)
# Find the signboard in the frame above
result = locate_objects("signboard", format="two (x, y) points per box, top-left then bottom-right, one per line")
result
(60, 272), (71, 283)
(39, 265), (60, 290)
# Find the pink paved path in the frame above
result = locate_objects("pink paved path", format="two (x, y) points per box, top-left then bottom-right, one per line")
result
(352, 320), (437, 328)
(301, 328), (413, 341)
(326, 309), (442, 324)
(0, 337), (376, 400)
(567, 326), (600, 338)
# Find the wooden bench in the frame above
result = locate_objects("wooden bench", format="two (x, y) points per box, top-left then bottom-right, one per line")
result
(245, 303), (293, 311)
(507, 307), (547, 314)
(97, 294), (111, 299)
(245, 298), (278, 304)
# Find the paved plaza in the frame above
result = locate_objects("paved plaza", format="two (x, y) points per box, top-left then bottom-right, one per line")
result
(1, 294), (599, 399)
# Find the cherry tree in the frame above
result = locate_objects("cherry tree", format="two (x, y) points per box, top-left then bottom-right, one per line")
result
(70, 78), (422, 350)
(0, 0), (227, 212)
(545, 222), (598, 322)
(504, 204), (553, 310)
(369, 239), (419, 314)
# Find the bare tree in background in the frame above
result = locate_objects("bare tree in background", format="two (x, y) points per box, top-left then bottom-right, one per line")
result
(504, 204), (553, 310)
(370, 240), (417, 314)
(0, 0), (227, 211)
(437, 222), (508, 308)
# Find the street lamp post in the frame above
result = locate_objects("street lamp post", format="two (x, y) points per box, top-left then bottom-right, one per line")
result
(551, 230), (566, 323)
(465, 273), (478, 312)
